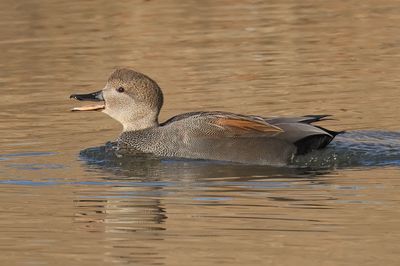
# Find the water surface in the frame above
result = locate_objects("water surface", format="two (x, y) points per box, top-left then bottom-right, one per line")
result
(1, 1), (400, 265)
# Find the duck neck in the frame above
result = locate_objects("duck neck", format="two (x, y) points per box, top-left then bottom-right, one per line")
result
(122, 113), (159, 132)
(122, 117), (158, 132)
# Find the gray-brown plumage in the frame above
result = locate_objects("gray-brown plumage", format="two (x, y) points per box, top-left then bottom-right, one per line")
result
(70, 68), (342, 165)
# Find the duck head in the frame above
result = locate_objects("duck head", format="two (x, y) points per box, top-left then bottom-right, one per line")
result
(71, 68), (164, 132)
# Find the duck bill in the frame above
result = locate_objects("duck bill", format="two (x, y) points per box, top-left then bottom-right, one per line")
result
(70, 90), (105, 112)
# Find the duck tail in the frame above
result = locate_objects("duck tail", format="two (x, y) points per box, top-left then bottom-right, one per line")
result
(315, 126), (345, 137)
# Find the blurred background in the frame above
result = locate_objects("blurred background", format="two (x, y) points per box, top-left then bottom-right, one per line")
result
(1, 0), (400, 265)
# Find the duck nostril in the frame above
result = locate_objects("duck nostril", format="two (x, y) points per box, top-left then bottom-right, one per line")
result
(117, 87), (125, 93)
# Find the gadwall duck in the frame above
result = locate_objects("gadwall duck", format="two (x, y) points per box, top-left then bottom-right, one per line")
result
(70, 68), (341, 165)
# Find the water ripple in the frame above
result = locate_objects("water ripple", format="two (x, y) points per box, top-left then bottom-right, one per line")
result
(79, 130), (400, 171)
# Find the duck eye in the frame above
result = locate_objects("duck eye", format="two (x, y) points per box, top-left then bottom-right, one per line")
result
(117, 87), (125, 93)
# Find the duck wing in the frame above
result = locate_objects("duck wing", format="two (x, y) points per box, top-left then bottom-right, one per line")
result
(161, 111), (283, 137)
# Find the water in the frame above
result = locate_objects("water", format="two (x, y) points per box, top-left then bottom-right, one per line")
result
(1, 0), (400, 265)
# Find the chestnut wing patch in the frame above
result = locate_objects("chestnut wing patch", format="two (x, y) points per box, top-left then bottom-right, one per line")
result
(213, 117), (283, 135)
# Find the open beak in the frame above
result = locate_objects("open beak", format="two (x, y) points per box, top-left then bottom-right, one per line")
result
(70, 90), (105, 111)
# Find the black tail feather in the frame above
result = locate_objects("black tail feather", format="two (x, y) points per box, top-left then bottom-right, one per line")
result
(302, 115), (334, 124)
(315, 125), (345, 137)
(294, 134), (334, 155)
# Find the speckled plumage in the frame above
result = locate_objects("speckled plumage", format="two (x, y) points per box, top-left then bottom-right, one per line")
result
(71, 68), (342, 165)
